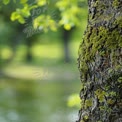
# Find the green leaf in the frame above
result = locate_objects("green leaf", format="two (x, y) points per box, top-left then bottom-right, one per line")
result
(21, 5), (30, 17)
(20, 0), (28, 4)
(13, 0), (16, 3)
(3, 0), (10, 5)
(11, 12), (25, 24)
(67, 94), (80, 108)
(18, 16), (25, 24)
(37, 0), (47, 6)
(33, 15), (57, 32)
(64, 24), (71, 30)
(11, 12), (20, 21)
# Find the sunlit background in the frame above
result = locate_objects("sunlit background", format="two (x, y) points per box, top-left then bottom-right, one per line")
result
(0, 0), (87, 122)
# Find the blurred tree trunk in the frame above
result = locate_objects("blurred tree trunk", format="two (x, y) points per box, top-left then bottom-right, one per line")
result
(8, 25), (23, 62)
(26, 37), (33, 62)
(0, 47), (3, 77)
(62, 28), (74, 63)
(77, 0), (122, 122)
(63, 29), (71, 62)
(25, 34), (38, 62)
(0, 46), (5, 77)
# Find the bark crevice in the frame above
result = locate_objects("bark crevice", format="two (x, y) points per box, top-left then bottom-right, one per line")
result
(77, 0), (122, 122)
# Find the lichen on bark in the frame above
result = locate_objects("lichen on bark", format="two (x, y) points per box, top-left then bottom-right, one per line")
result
(77, 0), (122, 122)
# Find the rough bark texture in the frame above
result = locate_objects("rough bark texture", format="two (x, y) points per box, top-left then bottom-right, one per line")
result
(77, 0), (122, 122)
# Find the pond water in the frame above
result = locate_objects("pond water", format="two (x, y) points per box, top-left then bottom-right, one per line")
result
(0, 78), (80, 122)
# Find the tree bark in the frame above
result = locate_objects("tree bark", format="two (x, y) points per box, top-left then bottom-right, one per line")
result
(77, 0), (122, 122)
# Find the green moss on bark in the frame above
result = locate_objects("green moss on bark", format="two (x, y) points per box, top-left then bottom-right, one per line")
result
(112, 0), (120, 8)
(77, 0), (122, 121)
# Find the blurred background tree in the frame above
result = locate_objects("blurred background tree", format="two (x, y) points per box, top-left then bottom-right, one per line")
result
(0, 0), (87, 64)
(0, 0), (88, 122)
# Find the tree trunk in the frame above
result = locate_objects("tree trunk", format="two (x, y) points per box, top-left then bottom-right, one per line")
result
(0, 47), (3, 77)
(26, 37), (33, 62)
(62, 29), (71, 63)
(77, 0), (122, 122)
(0, 47), (5, 77)
(8, 28), (23, 62)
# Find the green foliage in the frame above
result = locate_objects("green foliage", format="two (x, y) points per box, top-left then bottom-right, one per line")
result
(67, 93), (80, 108)
(33, 15), (57, 32)
(2, 0), (10, 5)
(56, 0), (82, 30)
(11, 3), (36, 24)
(37, 0), (47, 6)
(20, 0), (28, 4)
(11, 11), (25, 23)
(0, 17), (14, 44)
(2, 0), (85, 31)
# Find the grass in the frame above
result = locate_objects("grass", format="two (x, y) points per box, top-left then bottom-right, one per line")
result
(2, 41), (80, 81)
(3, 60), (79, 81)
